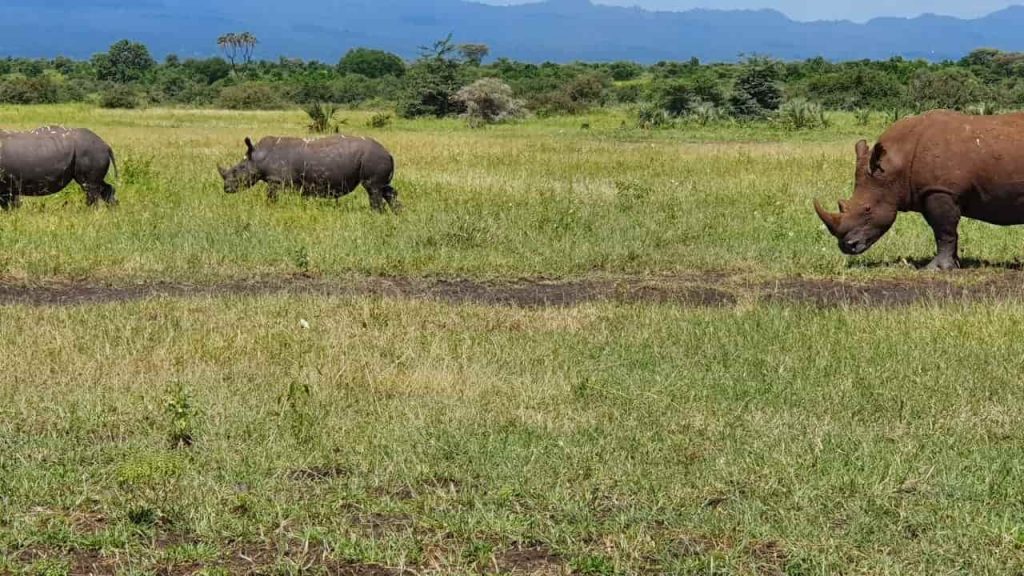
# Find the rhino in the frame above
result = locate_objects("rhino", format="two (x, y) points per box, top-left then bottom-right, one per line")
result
(0, 126), (117, 209)
(218, 135), (401, 212)
(815, 109), (1024, 270)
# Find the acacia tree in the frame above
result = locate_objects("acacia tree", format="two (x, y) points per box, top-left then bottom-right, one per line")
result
(457, 43), (490, 66)
(217, 32), (258, 70)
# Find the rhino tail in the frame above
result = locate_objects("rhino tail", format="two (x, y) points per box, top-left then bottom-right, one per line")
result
(108, 148), (119, 181)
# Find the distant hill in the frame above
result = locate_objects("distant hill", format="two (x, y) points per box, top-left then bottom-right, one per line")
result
(4, 0), (1024, 63)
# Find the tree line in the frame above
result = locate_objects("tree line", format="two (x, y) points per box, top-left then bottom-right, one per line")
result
(2, 37), (1023, 124)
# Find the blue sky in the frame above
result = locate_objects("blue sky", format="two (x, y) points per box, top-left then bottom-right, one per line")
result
(480, 0), (1023, 22)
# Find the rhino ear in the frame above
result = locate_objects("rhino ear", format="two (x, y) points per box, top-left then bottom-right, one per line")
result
(869, 143), (887, 175)
(244, 137), (255, 159)
(855, 139), (869, 159)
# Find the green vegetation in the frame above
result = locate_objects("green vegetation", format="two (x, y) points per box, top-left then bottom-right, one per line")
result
(0, 104), (1022, 283)
(2, 92), (1024, 574)
(8, 37), (1024, 123)
(5, 297), (1024, 574)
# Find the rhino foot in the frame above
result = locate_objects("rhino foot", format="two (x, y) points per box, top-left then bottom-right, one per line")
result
(924, 257), (960, 271)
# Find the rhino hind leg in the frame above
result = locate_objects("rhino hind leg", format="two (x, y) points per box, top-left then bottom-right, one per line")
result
(382, 185), (402, 214)
(366, 186), (386, 213)
(82, 183), (116, 206)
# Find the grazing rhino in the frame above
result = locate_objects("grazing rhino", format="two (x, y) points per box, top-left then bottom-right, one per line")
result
(0, 126), (117, 209)
(218, 135), (401, 212)
(815, 109), (1024, 270)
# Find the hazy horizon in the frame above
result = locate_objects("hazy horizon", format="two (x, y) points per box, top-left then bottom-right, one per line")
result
(479, 0), (1024, 22)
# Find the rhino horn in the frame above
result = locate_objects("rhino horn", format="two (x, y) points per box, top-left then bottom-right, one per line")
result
(814, 199), (843, 237)
(217, 165), (228, 178)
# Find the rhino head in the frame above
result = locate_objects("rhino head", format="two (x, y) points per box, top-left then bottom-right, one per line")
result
(815, 140), (901, 256)
(218, 137), (262, 194)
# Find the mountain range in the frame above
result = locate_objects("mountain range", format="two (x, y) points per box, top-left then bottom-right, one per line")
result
(3, 0), (1024, 63)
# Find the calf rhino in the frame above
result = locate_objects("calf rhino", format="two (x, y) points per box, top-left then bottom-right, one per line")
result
(815, 109), (1024, 270)
(218, 135), (401, 212)
(0, 126), (117, 209)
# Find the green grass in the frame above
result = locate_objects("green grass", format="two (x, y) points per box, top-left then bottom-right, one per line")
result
(0, 104), (1019, 284)
(3, 296), (1024, 574)
(4, 105), (1024, 575)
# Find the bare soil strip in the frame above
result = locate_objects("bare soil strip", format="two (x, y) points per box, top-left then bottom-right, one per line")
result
(3, 272), (1024, 308)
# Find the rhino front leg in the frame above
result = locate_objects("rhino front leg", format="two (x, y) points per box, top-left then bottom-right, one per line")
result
(0, 192), (18, 211)
(922, 191), (961, 271)
(267, 183), (282, 203)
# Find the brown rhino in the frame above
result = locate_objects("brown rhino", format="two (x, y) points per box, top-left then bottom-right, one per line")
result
(815, 109), (1024, 270)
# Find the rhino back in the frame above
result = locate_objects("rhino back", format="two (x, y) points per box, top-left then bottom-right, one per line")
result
(0, 131), (76, 190)
(255, 135), (393, 185)
(906, 111), (1024, 193)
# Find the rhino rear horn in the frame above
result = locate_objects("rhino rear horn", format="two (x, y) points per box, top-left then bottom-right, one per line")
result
(814, 199), (842, 237)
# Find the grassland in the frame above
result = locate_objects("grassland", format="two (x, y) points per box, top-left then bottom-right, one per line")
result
(4, 106), (1024, 575)
(2, 104), (1021, 284)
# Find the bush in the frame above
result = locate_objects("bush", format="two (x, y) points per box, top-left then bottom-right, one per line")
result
(0, 75), (59, 104)
(730, 60), (783, 119)
(910, 68), (990, 111)
(634, 104), (673, 129)
(649, 79), (695, 116)
(366, 112), (393, 128)
(778, 98), (831, 130)
(99, 84), (140, 109)
(397, 36), (464, 118)
(690, 102), (723, 126)
(452, 78), (526, 127)
(218, 82), (287, 110)
(305, 102), (340, 133)
(338, 48), (405, 79)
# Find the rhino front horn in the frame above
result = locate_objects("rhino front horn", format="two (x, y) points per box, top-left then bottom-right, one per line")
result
(814, 199), (842, 237)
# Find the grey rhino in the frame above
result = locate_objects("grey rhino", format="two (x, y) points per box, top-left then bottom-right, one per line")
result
(0, 126), (118, 209)
(219, 135), (401, 212)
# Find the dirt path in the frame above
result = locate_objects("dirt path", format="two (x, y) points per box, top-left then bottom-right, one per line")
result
(2, 272), (1024, 308)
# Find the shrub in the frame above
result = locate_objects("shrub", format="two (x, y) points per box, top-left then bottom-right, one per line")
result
(690, 102), (723, 126)
(99, 84), (140, 109)
(218, 82), (287, 110)
(367, 112), (393, 128)
(397, 36), (464, 118)
(634, 103), (673, 129)
(779, 98), (831, 130)
(730, 60), (783, 119)
(305, 101), (340, 133)
(0, 75), (59, 104)
(452, 77), (526, 127)
(337, 48), (405, 79)
(909, 68), (990, 111)
(650, 79), (695, 116)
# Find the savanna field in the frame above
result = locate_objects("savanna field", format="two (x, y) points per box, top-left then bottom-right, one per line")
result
(5, 105), (1024, 575)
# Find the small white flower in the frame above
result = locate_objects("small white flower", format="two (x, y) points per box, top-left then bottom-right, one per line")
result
(299, 319), (310, 330)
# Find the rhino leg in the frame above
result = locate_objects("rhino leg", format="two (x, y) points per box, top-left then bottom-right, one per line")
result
(922, 191), (961, 271)
(367, 187), (386, 213)
(267, 183), (282, 203)
(382, 185), (402, 214)
(0, 192), (19, 211)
